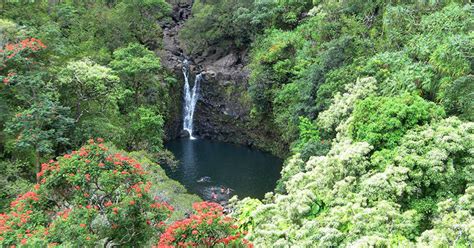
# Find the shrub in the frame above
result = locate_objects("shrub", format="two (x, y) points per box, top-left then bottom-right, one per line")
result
(0, 139), (173, 247)
(157, 201), (252, 247)
(349, 94), (445, 149)
(439, 75), (474, 121)
(0, 160), (33, 212)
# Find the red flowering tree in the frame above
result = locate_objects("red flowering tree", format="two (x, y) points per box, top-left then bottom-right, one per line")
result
(0, 139), (173, 246)
(0, 38), (73, 172)
(157, 202), (252, 248)
(1, 38), (46, 59)
(0, 38), (47, 85)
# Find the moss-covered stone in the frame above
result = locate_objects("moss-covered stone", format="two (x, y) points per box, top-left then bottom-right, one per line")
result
(127, 150), (201, 220)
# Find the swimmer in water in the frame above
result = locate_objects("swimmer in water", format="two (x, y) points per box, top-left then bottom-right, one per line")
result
(211, 191), (218, 200)
(220, 187), (225, 193)
(197, 176), (211, 183)
(226, 188), (231, 195)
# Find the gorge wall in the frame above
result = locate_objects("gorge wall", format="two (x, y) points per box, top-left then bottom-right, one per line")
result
(160, 0), (288, 156)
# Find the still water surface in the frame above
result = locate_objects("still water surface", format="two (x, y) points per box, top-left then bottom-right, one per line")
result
(165, 138), (283, 202)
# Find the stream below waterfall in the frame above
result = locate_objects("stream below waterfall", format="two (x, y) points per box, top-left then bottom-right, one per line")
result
(164, 138), (283, 202)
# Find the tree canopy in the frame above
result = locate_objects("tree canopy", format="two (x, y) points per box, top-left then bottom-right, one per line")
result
(0, 0), (472, 247)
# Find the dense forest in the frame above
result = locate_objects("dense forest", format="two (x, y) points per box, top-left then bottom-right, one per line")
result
(1, 0), (473, 247)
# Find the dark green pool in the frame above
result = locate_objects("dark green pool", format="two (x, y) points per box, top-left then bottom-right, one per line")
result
(164, 138), (283, 202)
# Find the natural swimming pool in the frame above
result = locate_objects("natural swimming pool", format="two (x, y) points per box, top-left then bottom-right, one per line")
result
(164, 138), (283, 202)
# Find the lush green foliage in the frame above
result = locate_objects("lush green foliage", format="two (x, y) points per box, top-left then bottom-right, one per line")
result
(1, 0), (473, 246)
(110, 43), (163, 107)
(0, 3), (188, 246)
(222, 1), (474, 247)
(54, 58), (131, 149)
(242, 2), (473, 147)
(349, 94), (445, 150)
(180, 0), (314, 55)
(0, 37), (74, 169)
(0, 1), (175, 173)
(0, 160), (32, 212)
(290, 117), (330, 162)
(127, 107), (165, 153)
(0, 2), (253, 247)
(179, 0), (254, 54)
(233, 117), (473, 247)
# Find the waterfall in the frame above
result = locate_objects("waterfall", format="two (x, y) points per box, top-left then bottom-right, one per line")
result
(182, 60), (201, 139)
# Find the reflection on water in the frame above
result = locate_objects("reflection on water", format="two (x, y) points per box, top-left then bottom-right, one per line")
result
(164, 138), (283, 201)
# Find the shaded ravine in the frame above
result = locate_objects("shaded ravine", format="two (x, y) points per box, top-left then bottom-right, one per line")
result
(159, 1), (289, 157)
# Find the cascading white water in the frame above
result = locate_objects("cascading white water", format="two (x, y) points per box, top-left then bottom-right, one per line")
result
(182, 60), (202, 139)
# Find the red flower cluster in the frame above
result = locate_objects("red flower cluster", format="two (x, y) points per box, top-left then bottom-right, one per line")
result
(104, 201), (113, 207)
(2, 72), (16, 85)
(11, 192), (40, 207)
(1, 38), (46, 60)
(56, 209), (72, 220)
(157, 202), (252, 248)
(0, 190), (42, 245)
(150, 202), (174, 212)
(192, 202), (223, 215)
(0, 38), (46, 88)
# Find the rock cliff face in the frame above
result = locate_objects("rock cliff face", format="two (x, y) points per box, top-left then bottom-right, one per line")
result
(160, 1), (288, 156)
(159, 0), (191, 140)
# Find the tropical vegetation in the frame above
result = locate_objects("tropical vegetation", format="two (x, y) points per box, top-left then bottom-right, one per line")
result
(1, 0), (473, 247)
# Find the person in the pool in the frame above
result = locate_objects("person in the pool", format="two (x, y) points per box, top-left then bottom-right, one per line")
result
(197, 176), (211, 183)
(211, 191), (218, 200)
